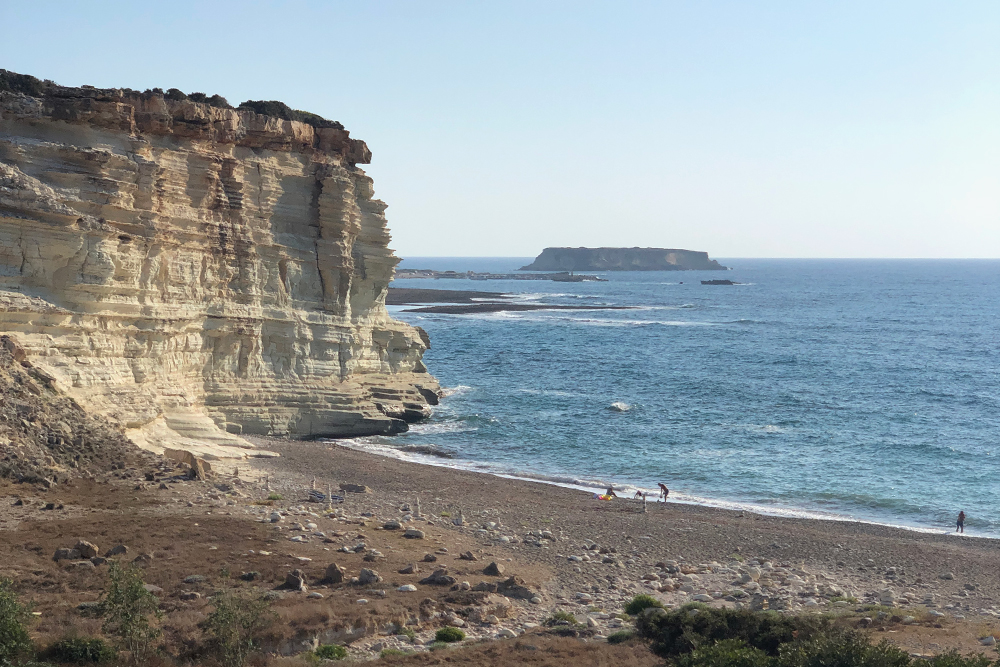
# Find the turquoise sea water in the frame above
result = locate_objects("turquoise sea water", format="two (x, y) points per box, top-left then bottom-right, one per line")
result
(357, 258), (1000, 537)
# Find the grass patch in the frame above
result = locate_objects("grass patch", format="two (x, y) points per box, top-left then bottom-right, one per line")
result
(380, 648), (412, 657)
(267, 493), (283, 501)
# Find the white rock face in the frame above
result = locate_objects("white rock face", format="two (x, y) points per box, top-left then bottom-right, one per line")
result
(0, 83), (439, 458)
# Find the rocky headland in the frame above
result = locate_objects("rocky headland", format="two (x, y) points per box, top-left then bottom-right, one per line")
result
(0, 71), (439, 460)
(520, 247), (728, 271)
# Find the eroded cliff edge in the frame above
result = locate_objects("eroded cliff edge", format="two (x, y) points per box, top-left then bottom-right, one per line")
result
(0, 73), (439, 459)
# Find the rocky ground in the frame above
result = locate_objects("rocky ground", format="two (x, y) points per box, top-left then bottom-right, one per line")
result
(0, 335), (158, 484)
(1, 435), (998, 664)
(246, 437), (1000, 660)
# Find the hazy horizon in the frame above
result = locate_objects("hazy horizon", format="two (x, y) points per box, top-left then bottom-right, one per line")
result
(3, 1), (998, 258)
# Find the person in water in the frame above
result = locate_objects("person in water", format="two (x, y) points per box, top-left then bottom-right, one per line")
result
(658, 483), (669, 501)
(957, 511), (966, 533)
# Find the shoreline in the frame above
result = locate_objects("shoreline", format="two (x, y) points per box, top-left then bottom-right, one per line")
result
(246, 436), (1000, 615)
(330, 435), (996, 543)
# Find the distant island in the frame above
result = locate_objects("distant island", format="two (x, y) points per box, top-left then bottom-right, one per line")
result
(394, 269), (606, 282)
(520, 247), (728, 271)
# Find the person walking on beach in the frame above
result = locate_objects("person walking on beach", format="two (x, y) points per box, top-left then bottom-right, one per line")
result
(957, 511), (966, 533)
(658, 483), (669, 501)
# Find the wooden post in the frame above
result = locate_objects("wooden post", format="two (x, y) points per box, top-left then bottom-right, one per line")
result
(643, 493), (647, 514)
(327, 484), (333, 511)
(414, 497), (421, 519)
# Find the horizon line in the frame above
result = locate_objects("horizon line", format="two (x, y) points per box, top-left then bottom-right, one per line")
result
(396, 255), (1000, 260)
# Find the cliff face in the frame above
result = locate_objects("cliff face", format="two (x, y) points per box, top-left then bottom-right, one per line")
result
(520, 247), (727, 272)
(0, 77), (438, 458)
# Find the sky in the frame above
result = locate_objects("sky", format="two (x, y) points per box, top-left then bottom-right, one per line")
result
(2, 1), (999, 258)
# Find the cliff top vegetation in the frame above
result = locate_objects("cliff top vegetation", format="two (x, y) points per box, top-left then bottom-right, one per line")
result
(0, 69), (343, 130)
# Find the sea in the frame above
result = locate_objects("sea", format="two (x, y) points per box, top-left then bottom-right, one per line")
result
(349, 258), (1000, 538)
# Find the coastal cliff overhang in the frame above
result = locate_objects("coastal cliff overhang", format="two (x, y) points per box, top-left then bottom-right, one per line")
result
(0, 71), (439, 459)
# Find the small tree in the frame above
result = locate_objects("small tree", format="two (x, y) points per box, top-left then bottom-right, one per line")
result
(99, 562), (161, 664)
(203, 588), (273, 667)
(0, 579), (34, 666)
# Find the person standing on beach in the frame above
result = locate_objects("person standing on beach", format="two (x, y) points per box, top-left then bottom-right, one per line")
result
(658, 483), (669, 501)
(957, 511), (966, 533)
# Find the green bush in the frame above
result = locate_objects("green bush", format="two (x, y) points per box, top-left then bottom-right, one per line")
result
(776, 634), (911, 667)
(0, 578), (34, 665)
(624, 594), (664, 616)
(98, 561), (161, 664)
(0, 70), (45, 97)
(434, 627), (465, 643)
(606, 630), (636, 645)
(635, 604), (828, 659)
(677, 639), (772, 667)
(237, 100), (343, 129)
(203, 589), (273, 667)
(44, 637), (116, 664)
(921, 652), (997, 667)
(543, 610), (579, 626)
(267, 493), (283, 501)
(314, 644), (347, 660)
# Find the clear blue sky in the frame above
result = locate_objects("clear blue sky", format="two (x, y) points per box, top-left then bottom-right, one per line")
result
(3, 1), (998, 257)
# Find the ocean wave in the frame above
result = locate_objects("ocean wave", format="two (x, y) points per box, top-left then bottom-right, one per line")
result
(398, 444), (456, 459)
(722, 423), (788, 434)
(551, 316), (717, 327)
(405, 421), (478, 436)
(441, 385), (473, 397)
(515, 388), (580, 398)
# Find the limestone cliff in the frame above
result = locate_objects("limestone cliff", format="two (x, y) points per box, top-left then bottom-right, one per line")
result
(0, 72), (439, 458)
(520, 247), (728, 272)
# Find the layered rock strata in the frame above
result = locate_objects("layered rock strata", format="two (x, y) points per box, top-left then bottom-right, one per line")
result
(520, 247), (728, 271)
(0, 75), (438, 458)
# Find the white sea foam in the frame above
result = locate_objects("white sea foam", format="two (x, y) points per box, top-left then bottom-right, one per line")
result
(608, 401), (631, 412)
(440, 385), (473, 397)
(406, 421), (478, 436)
